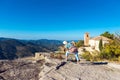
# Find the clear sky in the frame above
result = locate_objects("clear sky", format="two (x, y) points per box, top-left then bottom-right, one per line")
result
(0, 0), (120, 40)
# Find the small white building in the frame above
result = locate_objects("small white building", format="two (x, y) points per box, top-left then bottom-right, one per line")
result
(89, 36), (111, 51)
(84, 33), (111, 51)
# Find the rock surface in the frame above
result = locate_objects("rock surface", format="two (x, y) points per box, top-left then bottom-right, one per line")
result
(0, 59), (44, 80)
(0, 57), (120, 80)
(39, 59), (120, 80)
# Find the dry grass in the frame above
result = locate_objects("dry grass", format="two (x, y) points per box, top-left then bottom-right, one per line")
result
(50, 53), (64, 60)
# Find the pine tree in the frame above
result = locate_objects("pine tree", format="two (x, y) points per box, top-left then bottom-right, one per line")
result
(100, 31), (114, 39)
(99, 39), (103, 52)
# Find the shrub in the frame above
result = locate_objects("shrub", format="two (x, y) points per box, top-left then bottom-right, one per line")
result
(75, 40), (84, 48)
(50, 53), (64, 60)
(100, 41), (120, 60)
(81, 51), (92, 61)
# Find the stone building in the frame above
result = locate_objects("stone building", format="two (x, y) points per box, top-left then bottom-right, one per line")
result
(84, 33), (111, 51)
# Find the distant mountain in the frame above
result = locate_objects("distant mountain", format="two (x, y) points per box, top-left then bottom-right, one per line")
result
(28, 39), (62, 51)
(0, 37), (63, 60)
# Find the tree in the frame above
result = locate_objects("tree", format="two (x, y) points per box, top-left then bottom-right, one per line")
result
(100, 31), (114, 39)
(100, 41), (120, 59)
(99, 39), (103, 52)
(99, 31), (120, 60)
(114, 31), (120, 45)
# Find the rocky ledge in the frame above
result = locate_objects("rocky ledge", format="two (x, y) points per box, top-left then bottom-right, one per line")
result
(39, 59), (120, 80)
(0, 59), (45, 80)
(0, 56), (120, 80)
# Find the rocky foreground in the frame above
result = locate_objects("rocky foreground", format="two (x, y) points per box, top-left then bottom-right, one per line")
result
(0, 56), (120, 80)
(0, 59), (45, 80)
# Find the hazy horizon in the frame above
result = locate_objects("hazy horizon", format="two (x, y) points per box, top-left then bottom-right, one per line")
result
(0, 0), (120, 40)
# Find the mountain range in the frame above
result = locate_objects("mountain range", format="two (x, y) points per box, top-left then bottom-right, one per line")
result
(0, 37), (63, 60)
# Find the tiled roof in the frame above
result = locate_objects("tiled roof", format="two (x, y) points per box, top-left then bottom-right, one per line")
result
(90, 36), (111, 41)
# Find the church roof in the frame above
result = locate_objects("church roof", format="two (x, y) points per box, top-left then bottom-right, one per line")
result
(90, 36), (111, 41)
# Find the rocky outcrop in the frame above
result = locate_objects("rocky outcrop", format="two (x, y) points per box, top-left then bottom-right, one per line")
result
(0, 59), (45, 80)
(39, 58), (120, 80)
(0, 55), (120, 80)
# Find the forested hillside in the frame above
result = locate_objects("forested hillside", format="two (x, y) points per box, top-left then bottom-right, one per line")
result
(0, 38), (62, 60)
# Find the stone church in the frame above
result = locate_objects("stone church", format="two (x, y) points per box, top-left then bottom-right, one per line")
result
(84, 33), (111, 51)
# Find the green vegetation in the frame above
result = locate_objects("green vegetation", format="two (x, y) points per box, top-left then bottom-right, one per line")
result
(81, 51), (92, 61)
(0, 38), (62, 60)
(99, 39), (103, 52)
(75, 40), (84, 48)
(100, 41), (120, 60)
(114, 32), (120, 45)
(50, 53), (64, 60)
(82, 31), (120, 62)
(81, 50), (101, 61)
(100, 31), (114, 39)
(99, 31), (120, 62)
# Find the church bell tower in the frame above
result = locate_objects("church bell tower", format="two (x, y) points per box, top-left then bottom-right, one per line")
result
(84, 32), (90, 46)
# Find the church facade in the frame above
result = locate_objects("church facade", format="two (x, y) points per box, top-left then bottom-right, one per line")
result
(84, 33), (111, 51)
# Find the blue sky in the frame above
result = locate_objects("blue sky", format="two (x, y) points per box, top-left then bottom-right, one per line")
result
(0, 0), (120, 40)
